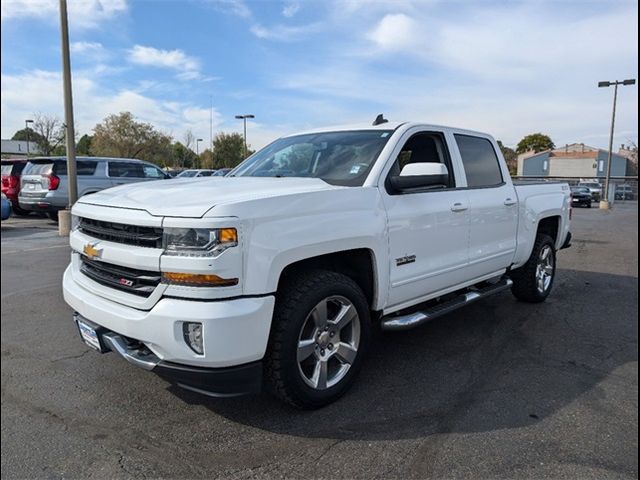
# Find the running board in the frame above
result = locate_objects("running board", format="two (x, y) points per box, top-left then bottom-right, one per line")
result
(380, 278), (513, 331)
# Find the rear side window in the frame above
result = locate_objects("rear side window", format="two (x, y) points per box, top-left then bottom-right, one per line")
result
(22, 160), (96, 176)
(454, 134), (504, 188)
(1, 164), (13, 175)
(109, 162), (145, 178)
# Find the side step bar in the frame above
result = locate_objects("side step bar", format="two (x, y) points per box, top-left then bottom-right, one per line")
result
(380, 278), (513, 331)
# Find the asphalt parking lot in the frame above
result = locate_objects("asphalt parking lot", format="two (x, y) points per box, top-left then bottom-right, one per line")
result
(1, 204), (638, 479)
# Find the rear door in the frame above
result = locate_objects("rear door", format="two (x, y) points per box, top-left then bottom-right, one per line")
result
(451, 133), (518, 279)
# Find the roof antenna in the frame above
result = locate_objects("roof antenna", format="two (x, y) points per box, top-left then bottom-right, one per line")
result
(372, 114), (388, 126)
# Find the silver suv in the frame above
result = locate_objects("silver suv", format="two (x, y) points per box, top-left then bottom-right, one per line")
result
(19, 157), (170, 220)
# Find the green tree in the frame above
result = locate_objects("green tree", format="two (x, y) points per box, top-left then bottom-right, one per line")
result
(91, 112), (172, 164)
(497, 140), (518, 175)
(11, 127), (46, 148)
(516, 133), (555, 154)
(76, 134), (93, 155)
(171, 141), (199, 168)
(210, 132), (254, 169)
(12, 113), (65, 155)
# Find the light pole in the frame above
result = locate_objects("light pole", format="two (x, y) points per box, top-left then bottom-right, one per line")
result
(235, 114), (255, 158)
(196, 138), (203, 168)
(598, 78), (636, 209)
(25, 119), (34, 157)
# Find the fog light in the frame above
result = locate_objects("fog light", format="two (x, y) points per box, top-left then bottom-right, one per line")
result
(183, 322), (204, 354)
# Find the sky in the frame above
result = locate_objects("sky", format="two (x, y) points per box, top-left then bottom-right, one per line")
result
(1, 0), (638, 152)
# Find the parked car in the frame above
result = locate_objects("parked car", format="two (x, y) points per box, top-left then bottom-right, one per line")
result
(578, 181), (602, 202)
(614, 184), (634, 200)
(19, 157), (170, 221)
(1, 192), (11, 220)
(212, 168), (232, 177)
(64, 121), (571, 408)
(1, 158), (29, 215)
(570, 186), (592, 207)
(175, 169), (216, 178)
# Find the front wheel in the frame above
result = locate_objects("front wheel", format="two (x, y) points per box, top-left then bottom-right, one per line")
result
(265, 270), (371, 409)
(511, 234), (556, 303)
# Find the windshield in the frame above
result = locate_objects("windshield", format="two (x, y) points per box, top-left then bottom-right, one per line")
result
(1, 164), (13, 175)
(232, 130), (393, 186)
(177, 170), (197, 178)
(571, 187), (589, 193)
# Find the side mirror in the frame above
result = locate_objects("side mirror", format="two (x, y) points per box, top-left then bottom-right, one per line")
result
(389, 163), (449, 192)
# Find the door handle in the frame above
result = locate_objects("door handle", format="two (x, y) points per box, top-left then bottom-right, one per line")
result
(504, 198), (517, 206)
(451, 202), (468, 212)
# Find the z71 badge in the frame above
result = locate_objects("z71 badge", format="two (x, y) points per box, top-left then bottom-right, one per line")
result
(396, 255), (416, 266)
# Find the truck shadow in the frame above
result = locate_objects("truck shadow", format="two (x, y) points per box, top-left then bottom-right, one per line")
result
(168, 268), (637, 441)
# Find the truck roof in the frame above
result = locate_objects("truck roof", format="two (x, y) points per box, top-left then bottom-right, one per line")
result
(284, 121), (493, 139)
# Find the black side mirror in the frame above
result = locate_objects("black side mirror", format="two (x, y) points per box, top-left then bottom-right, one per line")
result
(390, 173), (449, 191)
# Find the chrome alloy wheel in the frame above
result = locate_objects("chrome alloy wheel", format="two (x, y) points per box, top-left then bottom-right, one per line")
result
(296, 295), (361, 390)
(536, 245), (555, 294)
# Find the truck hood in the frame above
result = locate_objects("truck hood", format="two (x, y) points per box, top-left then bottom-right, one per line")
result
(77, 177), (339, 217)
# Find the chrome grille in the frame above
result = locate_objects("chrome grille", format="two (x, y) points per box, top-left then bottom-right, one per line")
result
(80, 256), (161, 297)
(79, 217), (163, 248)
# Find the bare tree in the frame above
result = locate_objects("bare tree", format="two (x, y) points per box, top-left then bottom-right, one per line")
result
(32, 113), (65, 155)
(182, 130), (195, 168)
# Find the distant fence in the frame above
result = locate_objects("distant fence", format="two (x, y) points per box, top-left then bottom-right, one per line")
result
(512, 176), (638, 201)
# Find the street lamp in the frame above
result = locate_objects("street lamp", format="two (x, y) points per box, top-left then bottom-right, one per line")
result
(25, 119), (34, 156)
(597, 78), (636, 209)
(235, 114), (255, 158)
(196, 138), (203, 168)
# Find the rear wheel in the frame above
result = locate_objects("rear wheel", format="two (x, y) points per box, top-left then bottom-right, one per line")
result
(265, 270), (371, 409)
(12, 205), (30, 216)
(511, 234), (556, 303)
(47, 211), (59, 222)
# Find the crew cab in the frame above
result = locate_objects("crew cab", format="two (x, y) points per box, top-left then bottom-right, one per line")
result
(63, 121), (571, 408)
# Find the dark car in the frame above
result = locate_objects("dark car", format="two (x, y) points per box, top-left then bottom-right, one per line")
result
(570, 186), (593, 208)
(1, 159), (29, 215)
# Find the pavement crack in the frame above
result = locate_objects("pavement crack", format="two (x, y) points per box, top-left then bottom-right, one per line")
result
(51, 349), (91, 362)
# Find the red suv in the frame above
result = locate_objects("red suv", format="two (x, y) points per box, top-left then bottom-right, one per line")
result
(1, 159), (29, 215)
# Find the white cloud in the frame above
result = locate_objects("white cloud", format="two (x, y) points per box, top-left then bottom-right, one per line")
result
(127, 45), (202, 80)
(366, 13), (417, 51)
(70, 41), (104, 54)
(208, 0), (251, 19)
(1, 0), (128, 29)
(0, 69), (222, 144)
(250, 22), (323, 41)
(282, 1), (300, 18)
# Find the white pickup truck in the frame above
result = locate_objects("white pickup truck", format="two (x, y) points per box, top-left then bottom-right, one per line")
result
(63, 121), (572, 408)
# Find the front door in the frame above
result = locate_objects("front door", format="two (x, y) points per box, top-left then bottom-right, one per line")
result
(382, 130), (470, 309)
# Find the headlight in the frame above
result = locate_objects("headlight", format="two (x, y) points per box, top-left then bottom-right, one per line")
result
(163, 227), (237, 257)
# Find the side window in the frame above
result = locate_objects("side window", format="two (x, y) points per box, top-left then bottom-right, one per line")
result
(108, 162), (144, 178)
(388, 132), (454, 188)
(77, 161), (97, 175)
(454, 134), (503, 187)
(143, 165), (165, 178)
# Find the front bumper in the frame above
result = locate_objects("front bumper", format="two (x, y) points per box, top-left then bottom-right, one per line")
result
(75, 314), (262, 396)
(63, 265), (275, 369)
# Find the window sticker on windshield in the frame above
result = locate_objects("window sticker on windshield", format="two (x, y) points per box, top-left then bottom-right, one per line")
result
(350, 165), (361, 174)
(381, 133), (389, 137)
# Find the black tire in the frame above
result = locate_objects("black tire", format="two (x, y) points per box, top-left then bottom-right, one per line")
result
(586, 202), (592, 208)
(510, 234), (556, 303)
(265, 270), (371, 409)
(47, 211), (59, 222)
(12, 205), (31, 216)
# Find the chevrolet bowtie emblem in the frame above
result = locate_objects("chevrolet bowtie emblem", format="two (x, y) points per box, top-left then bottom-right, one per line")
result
(83, 243), (103, 260)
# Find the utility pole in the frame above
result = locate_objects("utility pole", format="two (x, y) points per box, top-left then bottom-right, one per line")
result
(59, 0), (77, 207)
(597, 79), (636, 209)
